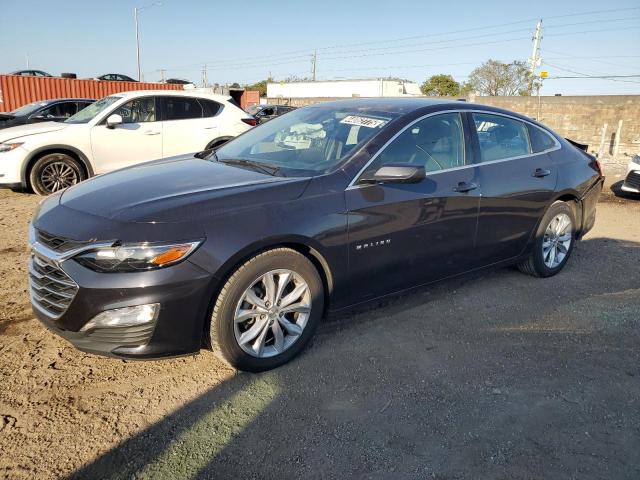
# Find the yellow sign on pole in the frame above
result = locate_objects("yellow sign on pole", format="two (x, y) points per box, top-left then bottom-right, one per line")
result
(540, 71), (549, 78)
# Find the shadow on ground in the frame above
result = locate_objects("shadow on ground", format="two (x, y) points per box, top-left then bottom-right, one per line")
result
(71, 237), (640, 479)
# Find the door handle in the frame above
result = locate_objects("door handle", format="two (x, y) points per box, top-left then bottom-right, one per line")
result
(204, 126), (218, 130)
(533, 168), (551, 178)
(144, 130), (161, 136)
(453, 181), (478, 193)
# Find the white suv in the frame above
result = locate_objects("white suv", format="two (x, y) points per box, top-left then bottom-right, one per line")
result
(0, 90), (256, 195)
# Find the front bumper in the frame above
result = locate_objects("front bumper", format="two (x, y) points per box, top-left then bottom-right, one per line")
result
(0, 145), (29, 186)
(621, 167), (640, 193)
(30, 247), (216, 359)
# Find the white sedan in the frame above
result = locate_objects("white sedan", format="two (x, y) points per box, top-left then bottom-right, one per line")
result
(621, 154), (640, 195)
(0, 90), (256, 195)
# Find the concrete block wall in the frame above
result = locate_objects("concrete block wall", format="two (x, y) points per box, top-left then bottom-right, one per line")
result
(267, 95), (640, 166)
(470, 95), (640, 166)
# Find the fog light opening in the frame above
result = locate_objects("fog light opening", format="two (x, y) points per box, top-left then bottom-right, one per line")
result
(80, 303), (159, 332)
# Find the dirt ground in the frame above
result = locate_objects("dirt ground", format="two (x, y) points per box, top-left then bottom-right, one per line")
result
(0, 183), (639, 480)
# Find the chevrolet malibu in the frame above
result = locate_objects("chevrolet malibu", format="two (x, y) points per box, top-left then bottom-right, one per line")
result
(28, 99), (603, 371)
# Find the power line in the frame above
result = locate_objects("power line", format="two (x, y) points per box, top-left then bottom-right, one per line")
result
(147, 7), (640, 73)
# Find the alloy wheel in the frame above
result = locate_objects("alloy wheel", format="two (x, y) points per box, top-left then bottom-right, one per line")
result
(40, 160), (79, 193)
(233, 269), (311, 358)
(542, 213), (572, 268)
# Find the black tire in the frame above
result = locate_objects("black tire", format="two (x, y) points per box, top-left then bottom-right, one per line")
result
(517, 201), (576, 278)
(209, 248), (324, 372)
(29, 153), (85, 196)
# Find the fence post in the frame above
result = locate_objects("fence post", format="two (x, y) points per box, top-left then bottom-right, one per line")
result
(598, 123), (608, 158)
(613, 120), (623, 160)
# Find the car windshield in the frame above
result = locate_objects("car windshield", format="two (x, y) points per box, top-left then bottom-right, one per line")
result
(65, 96), (121, 124)
(215, 105), (396, 176)
(10, 102), (48, 116)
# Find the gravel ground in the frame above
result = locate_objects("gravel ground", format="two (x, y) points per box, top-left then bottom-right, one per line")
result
(0, 185), (639, 480)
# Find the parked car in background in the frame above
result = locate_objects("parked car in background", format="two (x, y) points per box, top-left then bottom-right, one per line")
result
(248, 104), (297, 124)
(96, 74), (137, 82)
(9, 70), (53, 77)
(0, 90), (255, 194)
(621, 154), (640, 195)
(0, 99), (94, 130)
(26, 99), (603, 371)
(165, 78), (193, 85)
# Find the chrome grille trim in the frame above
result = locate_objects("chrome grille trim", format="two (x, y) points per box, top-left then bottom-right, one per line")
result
(36, 229), (95, 253)
(28, 253), (78, 319)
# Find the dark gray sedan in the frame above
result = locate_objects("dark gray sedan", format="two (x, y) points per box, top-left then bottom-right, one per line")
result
(28, 99), (603, 371)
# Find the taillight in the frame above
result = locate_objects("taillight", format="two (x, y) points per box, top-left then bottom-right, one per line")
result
(242, 118), (257, 126)
(595, 159), (603, 177)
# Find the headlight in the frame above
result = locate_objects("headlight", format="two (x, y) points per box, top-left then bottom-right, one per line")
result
(0, 142), (24, 153)
(74, 240), (202, 272)
(632, 155), (640, 165)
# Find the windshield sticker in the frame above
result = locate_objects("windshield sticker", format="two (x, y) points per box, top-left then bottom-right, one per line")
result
(340, 115), (387, 128)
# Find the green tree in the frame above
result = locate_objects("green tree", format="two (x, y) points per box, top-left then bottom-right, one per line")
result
(245, 77), (273, 97)
(420, 74), (461, 96)
(467, 60), (534, 96)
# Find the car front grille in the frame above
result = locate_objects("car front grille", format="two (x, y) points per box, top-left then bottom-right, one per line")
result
(36, 229), (94, 253)
(625, 171), (640, 190)
(29, 253), (78, 319)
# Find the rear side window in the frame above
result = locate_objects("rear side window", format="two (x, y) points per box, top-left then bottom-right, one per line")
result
(527, 124), (556, 153)
(472, 113), (531, 162)
(200, 99), (222, 117)
(162, 97), (203, 121)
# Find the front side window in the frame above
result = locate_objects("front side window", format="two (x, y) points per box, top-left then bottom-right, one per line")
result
(37, 102), (77, 119)
(473, 113), (531, 162)
(113, 97), (156, 123)
(162, 97), (203, 121)
(365, 112), (466, 174)
(65, 95), (122, 124)
(216, 106), (396, 176)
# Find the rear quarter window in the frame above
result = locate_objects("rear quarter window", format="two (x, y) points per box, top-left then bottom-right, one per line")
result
(527, 124), (557, 153)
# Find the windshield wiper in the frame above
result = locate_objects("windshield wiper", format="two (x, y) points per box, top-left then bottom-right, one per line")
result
(219, 158), (281, 176)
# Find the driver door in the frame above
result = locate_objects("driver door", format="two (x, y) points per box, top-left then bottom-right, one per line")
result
(346, 112), (481, 303)
(90, 96), (163, 174)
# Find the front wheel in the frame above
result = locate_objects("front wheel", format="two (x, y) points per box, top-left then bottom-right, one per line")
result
(209, 248), (324, 372)
(29, 153), (85, 196)
(518, 201), (576, 277)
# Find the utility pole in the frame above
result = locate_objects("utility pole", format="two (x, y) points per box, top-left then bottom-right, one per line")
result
(202, 64), (209, 87)
(134, 3), (163, 82)
(311, 50), (317, 81)
(26, 52), (30, 69)
(528, 19), (543, 94)
(159, 69), (166, 82)
(135, 7), (141, 81)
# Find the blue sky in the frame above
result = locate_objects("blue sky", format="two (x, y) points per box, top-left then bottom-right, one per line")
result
(1, 0), (639, 95)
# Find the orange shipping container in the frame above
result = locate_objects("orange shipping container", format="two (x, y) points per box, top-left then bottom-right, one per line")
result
(0, 75), (183, 112)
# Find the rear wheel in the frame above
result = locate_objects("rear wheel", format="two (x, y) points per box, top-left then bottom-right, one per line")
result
(29, 153), (85, 196)
(517, 201), (575, 277)
(209, 248), (324, 372)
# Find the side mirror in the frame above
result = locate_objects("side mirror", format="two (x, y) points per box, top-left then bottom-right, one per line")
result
(106, 114), (123, 128)
(360, 164), (426, 185)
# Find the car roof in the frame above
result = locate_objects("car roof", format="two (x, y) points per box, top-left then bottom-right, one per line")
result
(38, 98), (95, 103)
(307, 97), (539, 124)
(114, 90), (233, 102)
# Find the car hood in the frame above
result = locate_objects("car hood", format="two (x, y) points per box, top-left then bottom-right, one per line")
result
(59, 155), (311, 223)
(0, 121), (67, 142)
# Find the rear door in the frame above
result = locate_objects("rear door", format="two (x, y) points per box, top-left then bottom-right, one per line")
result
(90, 96), (162, 173)
(346, 112), (481, 302)
(159, 96), (218, 156)
(470, 112), (558, 262)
